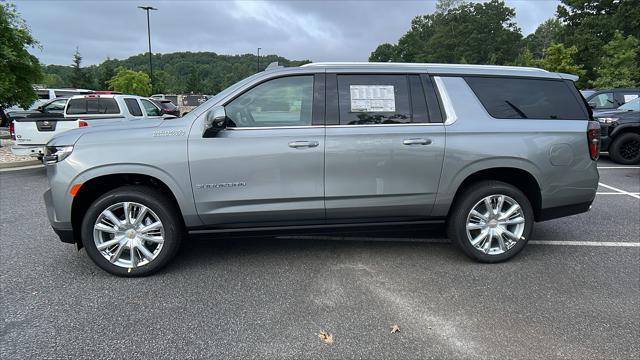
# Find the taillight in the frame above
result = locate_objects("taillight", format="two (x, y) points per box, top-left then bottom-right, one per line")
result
(78, 121), (88, 127)
(9, 121), (15, 140)
(587, 121), (600, 160)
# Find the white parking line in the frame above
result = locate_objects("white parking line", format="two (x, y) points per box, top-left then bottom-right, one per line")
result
(598, 166), (640, 169)
(598, 182), (640, 199)
(597, 192), (640, 195)
(529, 240), (639, 247)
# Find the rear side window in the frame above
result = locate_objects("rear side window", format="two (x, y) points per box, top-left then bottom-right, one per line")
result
(124, 98), (143, 116)
(65, 98), (120, 115)
(465, 77), (586, 120)
(337, 75), (412, 125)
(588, 92), (615, 109)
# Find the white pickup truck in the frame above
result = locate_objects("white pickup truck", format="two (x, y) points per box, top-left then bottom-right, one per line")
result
(11, 94), (167, 158)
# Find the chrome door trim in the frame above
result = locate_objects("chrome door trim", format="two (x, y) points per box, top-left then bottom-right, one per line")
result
(325, 123), (443, 128)
(225, 125), (323, 130)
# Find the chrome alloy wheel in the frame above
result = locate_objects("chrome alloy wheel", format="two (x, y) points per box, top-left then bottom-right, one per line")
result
(93, 202), (165, 268)
(465, 194), (525, 255)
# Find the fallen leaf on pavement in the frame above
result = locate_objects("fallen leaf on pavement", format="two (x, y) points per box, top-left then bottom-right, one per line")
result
(319, 330), (334, 344)
(390, 324), (400, 333)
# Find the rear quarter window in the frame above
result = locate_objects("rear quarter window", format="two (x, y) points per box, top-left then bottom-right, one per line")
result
(65, 98), (120, 115)
(465, 77), (587, 120)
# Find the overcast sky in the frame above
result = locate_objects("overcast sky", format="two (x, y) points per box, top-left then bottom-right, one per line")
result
(15, 0), (560, 66)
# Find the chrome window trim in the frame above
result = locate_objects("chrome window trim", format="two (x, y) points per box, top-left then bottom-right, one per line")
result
(433, 76), (458, 125)
(224, 123), (444, 131)
(225, 125), (321, 130)
(326, 123), (443, 128)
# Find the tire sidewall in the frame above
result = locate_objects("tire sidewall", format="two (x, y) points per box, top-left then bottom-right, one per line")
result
(610, 133), (640, 165)
(81, 186), (181, 277)
(450, 181), (534, 263)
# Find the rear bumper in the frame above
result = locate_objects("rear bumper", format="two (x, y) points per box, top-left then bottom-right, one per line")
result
(11, 144), (45, 157)
(537, 201), (593, 222)
(44, 189), (74, 243)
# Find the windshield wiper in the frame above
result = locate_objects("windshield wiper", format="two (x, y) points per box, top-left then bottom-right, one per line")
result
(505, 100), (528, 118)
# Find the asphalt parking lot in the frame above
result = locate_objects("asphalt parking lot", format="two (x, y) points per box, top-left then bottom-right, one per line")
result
(1, 157), (638, 359)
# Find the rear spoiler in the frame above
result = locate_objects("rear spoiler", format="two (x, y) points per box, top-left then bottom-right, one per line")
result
(557, 72), (579, 82)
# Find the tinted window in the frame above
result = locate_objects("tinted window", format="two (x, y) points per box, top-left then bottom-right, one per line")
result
(337, 75), (411, 125)
(140, 99), (162, 116)
(226, 76), (314, 127)
(66, 99), (86, 114)
(65, 98), (120, 114)
(37, 90), (50, 99)
(465, 77), (586, 120)
(588, 92), (615, 109)
(54, 90), (89, 97)
(124, 98), (143, 116)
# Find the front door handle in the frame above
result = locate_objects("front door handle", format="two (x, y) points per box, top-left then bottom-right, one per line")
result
(288, 140), (319, 149)
(402, 138), (432, 146)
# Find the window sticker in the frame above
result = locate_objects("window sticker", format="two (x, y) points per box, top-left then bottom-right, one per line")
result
(350, 85), (396, 112)
(624, 94), (638, 102)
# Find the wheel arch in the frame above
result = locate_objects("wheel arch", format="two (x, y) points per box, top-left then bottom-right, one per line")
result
(445, 166), (543, 221)
(70, 169), (194, 247)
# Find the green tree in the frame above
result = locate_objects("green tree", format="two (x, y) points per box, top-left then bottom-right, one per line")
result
(512, 47), (536, 67)
(538, 43), (586, 84)
(557, 0), (640, 85)
(369, 43), (398, 62)
(435, 0), (466, 13)
(96, 57), (117, 90)
(108, 68), (151, 96)
(43, 73), (65, 88)
(370, 0), (523, 65)
(523, 18), (563, 59)
(0, 2), (43, 109)
(69, 47), (88, 88)
(592, 32), (640, 88)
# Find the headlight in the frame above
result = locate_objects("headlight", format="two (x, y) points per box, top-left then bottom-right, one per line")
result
(43, 146), (73, 165)
(597, 117), (618, 124)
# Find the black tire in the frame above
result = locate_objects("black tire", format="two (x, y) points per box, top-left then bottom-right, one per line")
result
(447, 180), (534, 263)
(609, 133), (640, 165)
(81, 186), (183, 277)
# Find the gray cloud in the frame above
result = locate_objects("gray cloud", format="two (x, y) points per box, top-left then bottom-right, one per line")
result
(15, 0), (559, 66)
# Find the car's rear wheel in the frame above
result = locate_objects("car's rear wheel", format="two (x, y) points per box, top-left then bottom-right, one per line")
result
(609, 133), (640, 165)
(81, 186), (182, 276)
(447, 181), (533, 263)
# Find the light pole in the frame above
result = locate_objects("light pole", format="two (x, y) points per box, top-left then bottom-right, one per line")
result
(257, 47), (261, 72)
(138, 5), (157, 94)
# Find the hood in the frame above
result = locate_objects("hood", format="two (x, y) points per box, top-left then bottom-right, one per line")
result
(48, 118), (165, 146)
(593, 108), (636, 118)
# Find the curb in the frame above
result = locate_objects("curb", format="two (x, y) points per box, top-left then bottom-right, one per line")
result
(0, 160), (42, 169)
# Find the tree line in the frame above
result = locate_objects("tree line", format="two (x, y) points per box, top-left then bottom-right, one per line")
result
(369, 0), (640, 89)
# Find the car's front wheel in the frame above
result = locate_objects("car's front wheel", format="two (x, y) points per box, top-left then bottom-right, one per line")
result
(609, 132), (640, 165)
(81, 186), (183, 276)
(447, 181), (534, 263)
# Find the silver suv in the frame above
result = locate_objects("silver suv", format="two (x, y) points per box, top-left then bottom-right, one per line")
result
(43, 62), (600, 276)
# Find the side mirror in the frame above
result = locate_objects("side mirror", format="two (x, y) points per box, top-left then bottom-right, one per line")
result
(203, 106), (227, 138)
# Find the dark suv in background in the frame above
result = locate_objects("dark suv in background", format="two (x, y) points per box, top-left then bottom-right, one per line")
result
(583, 88), (639, 114)
(594, 98), (640, 164)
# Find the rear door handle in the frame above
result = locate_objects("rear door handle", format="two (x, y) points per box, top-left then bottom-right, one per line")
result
(288, 140), (319, 149)
(402, 138), (432, 146)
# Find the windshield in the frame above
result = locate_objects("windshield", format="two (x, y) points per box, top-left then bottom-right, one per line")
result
(618, 97), (640, 111)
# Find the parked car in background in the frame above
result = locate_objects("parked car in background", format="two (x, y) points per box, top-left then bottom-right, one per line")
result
(151, 94), (209, 116)
(7, 97), (69, 120)
(11, 94), (167, 158)
(595, 97), (640, 164)
(5, 88), (93, 113)
(150, 98), (180, 117)
(583, 88), (639, 114)
(579, 89), (597, 98)
(43, 62), (599, 276)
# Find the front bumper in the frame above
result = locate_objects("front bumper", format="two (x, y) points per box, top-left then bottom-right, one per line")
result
(11, 144), (45, 157)
(44, 189), (74, 243)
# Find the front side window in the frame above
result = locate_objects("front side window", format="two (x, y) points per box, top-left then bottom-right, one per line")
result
(588, 92), (615, 109)
(44, 99), (67, 111)
(465, 77), (586, 120)
(225, 76), (314, 127)
(337, 75), (412, 125)
(140, 99), (162, 116)
(618, 97), (640, 111)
